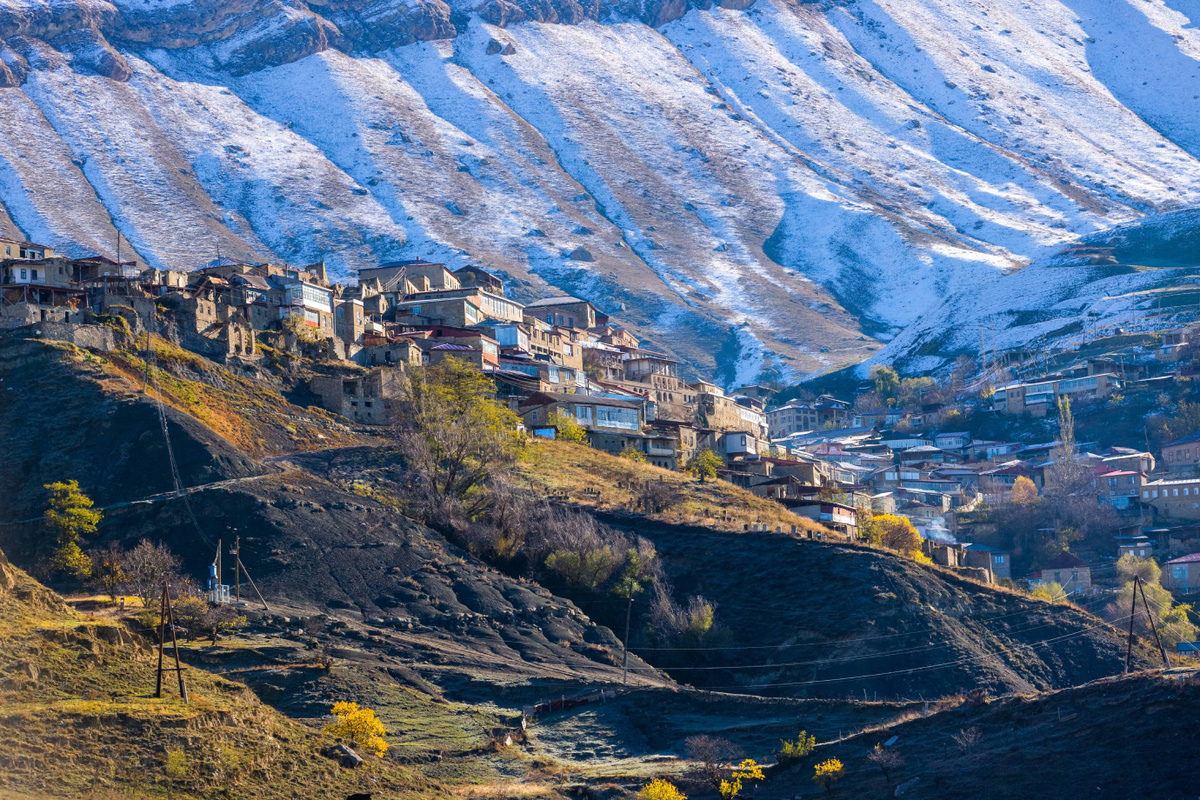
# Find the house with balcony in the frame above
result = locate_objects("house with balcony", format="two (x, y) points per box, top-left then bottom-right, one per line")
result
(0, 237), (53, 260)
(518, 392), (644, 455)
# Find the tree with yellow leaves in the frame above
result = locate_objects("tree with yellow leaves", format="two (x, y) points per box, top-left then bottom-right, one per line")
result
(718, 759), (764, 799)
(324, 701), (388, 757)
(638, 778), (686, 800)
(548, 409), (588, 444)
(1010, 475), (1038, 504)
(812, 758), (844, 792)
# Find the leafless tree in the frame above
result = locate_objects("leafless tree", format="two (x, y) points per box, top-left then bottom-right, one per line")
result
(867, 743), (904, 785)
(121, 539), (183, 607)
(952, 726), (982, 756)
(685, 735), (742, 785)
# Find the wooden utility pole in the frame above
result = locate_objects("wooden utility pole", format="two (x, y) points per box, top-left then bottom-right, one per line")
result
(1137, 576), (1170, 668)
(621, 597), (633, 687)
(231, 536), (241, 603)
(230, 536), (270, 611)
(142, 328), (151, 393)
(1125, 575), (1139, 674)
(155, 585), (188, 703)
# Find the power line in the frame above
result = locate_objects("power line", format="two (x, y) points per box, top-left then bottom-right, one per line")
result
(699, 612), (1138, 691)
(624, 594), (1123, 666)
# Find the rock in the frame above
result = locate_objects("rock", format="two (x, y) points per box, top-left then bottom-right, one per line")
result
(324, 743), (363, 768)
(485, 38), (504, 55)
(567, 246), (594, 262)
(501, 42), (517, 55)
(573, 225), (593, 235)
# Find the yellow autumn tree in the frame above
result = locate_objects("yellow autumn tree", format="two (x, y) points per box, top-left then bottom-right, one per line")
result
(872, 514), (929, 563)
(548, 409), (588, 443)
(638, 778), (686, 800)
(812, 758), (844, 791)
(324, 701), (388, 757)
(718, 759), (764, 800)
(1010, 475), (1038, 504)
(687, 448), (724, 483)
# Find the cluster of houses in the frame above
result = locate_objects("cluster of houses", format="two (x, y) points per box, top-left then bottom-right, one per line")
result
(7, 234), (1200, 598)
(0, 237), (780, 470)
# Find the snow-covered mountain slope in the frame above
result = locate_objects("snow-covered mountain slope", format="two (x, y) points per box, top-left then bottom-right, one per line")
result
(3, 0), (1200, 380)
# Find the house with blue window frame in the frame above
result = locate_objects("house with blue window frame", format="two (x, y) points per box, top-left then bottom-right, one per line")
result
(1164, 553), (1200, 595)
(517, 391), (645, 456)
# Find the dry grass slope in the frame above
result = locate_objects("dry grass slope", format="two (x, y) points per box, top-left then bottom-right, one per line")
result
(0, 548), (438, 800)
(518, 440), (827, 536)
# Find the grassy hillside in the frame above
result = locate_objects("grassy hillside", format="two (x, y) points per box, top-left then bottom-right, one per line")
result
(0, 547), (438, 800)
(519, 439), (825, 536)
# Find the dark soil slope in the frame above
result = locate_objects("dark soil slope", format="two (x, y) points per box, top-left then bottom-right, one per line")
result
(0, 337), (262, 530)
(600, 515), (1154, 700)
(96, 473), (659, 692)
(763, 670), (1200, 800)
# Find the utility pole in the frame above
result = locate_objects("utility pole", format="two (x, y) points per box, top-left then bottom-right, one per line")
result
(621, 596), (633, 687)
(230, 535), (269, 611)
(231, 536), (241, 603)
(142, 327), (150, 393)
(1125, 575), (1139, 674)
(1137, 575), (1170, 668)
(155, 584), (188, 703)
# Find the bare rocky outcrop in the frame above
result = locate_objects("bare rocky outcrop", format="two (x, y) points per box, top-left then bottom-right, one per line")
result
(0, 0), (754, 84)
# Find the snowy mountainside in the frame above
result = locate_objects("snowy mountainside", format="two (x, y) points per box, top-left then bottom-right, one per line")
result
(3, 0), (1200, 380)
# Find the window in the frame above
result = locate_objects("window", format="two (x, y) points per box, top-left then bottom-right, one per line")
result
(1175, 489), (1180, 497)
(31, 269), (38, 281)
(994, 555), (1005, 564)
(19, 268), (26, 280)
(1174, 566), (1187, 580)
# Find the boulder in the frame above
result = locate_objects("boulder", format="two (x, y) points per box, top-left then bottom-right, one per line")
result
(324, 743), (363, 768)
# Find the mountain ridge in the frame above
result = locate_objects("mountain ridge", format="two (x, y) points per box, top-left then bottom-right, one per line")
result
(5, 0), (1200, 379)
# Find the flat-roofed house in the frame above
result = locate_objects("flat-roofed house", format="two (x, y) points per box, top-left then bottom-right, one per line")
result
(1034, 551), (1091, 596)
(1164, 553), (1200, 594)
(1162, 431), (1200, 473)
(524, 296), (601, 330)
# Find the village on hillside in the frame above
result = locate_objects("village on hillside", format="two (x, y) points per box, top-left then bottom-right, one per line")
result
(5, 234), (1200, 619)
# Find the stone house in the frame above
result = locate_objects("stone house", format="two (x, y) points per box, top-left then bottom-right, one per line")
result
(1163, 553), (1200, 594)
(1161, 431), (1200, 473)
(962, 543), (1011, 581)
(524, 295), (601, 330)
(309, 367), (405, 426)
(1142, 477), (1200, 520)
(0, 237), (53, 260)
(453, 265), (505, 294)
(518, 391), (644, 455)
(1034, 551), (1091, 596)
(359, 335), (424, 368)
